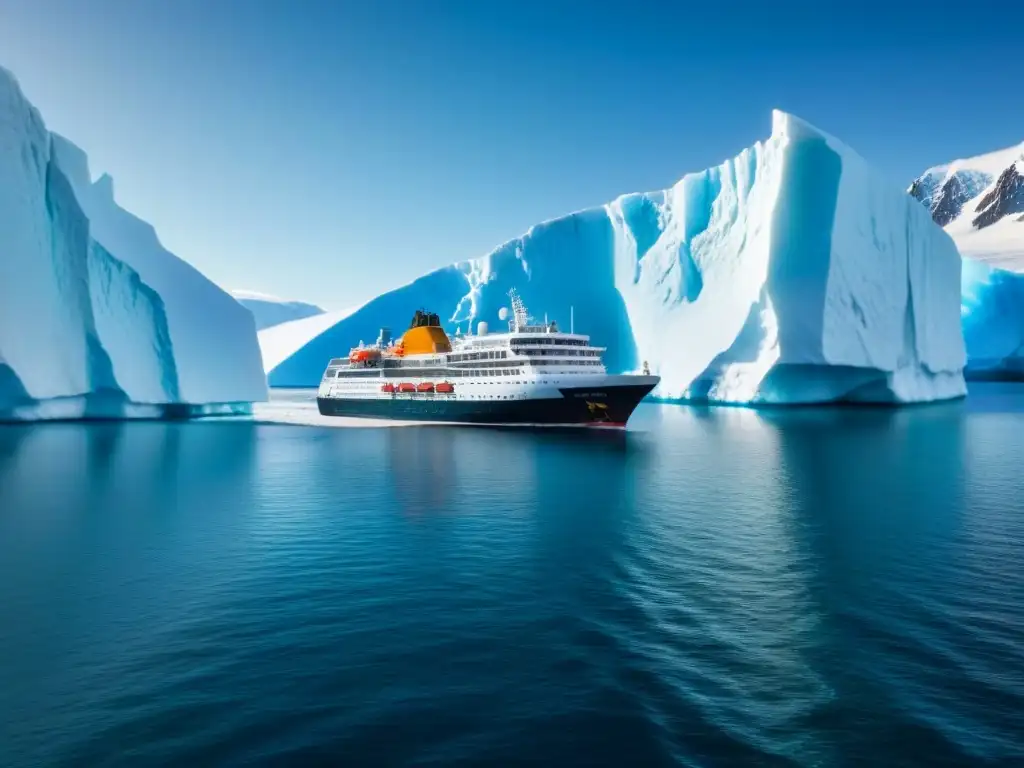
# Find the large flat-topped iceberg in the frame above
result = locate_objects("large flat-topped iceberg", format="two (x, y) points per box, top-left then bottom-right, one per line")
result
(0, 67), (266, 421)
(266, 111), (966, 405)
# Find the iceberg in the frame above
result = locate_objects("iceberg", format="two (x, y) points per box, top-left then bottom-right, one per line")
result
(960, 259), (1024, 379)
(231, 290), (325, 331)
(0, 66), (266, 421)
(264, 111), (966, 405)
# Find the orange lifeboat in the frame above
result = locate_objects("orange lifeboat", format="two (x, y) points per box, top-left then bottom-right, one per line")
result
(381, 383), (395, 393)
(397, 382), (416, 393)
(435, 382), (454, 394)
(416, 382), (435, 393)
(349, 348), (381, 363)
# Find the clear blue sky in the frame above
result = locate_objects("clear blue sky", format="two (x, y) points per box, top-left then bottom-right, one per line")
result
(2, 0), (1022, 310)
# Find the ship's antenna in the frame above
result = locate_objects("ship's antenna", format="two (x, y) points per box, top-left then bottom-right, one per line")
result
(570, 305), (574, 334)
(508, 287), (530, 332)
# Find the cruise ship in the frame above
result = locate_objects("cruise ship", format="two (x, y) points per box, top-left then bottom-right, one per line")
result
(316, 290), (659, 427)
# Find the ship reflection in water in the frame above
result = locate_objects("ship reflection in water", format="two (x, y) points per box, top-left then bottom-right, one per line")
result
(385, 423), (642, 517)
(386, 427), (457, 515)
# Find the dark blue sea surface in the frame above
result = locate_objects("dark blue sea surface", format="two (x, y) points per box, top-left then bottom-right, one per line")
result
(1, 387), (1023, 766)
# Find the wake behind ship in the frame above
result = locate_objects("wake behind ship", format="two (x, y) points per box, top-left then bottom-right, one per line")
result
(316, 290), (659, 427)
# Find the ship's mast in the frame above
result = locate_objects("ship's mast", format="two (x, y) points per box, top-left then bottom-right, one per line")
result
(508, 288), (531, 332)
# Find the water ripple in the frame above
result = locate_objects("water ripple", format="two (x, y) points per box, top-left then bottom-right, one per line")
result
(2, 396), (1024, 765)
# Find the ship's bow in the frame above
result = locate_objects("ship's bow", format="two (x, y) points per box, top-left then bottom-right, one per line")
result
(557, 375), (659, 427)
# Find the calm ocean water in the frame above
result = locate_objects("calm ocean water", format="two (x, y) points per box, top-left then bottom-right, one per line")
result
(1, 388), (1023, 767)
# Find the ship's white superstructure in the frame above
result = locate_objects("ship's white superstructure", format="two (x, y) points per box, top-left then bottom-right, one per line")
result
(316, 290), (658, 427)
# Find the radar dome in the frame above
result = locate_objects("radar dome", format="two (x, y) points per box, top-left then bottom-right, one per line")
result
(498, 307), (509, 322)
(477, 321), (489, 336)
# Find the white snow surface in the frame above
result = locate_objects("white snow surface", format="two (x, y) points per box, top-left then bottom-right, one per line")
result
(267, 110), (966, 405)
(231, 289), (325, 330)
(947, 215), (1024, 272)
(233, 289), (288, 301)
(0, 66), (267, 421)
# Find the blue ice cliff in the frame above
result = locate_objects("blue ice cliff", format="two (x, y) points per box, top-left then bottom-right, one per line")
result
(265, 112), (967, 404)
(960, 259), (1024, 379)
(0, 67), (267, 421)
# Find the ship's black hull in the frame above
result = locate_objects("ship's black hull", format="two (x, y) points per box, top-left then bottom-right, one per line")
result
(316, 383), (656, 427)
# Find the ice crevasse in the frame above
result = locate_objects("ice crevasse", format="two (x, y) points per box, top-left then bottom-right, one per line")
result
(267, 111), (966, 404)
(0, 66), (266, 421)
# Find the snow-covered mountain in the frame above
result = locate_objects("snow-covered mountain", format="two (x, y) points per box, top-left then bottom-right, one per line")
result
(263, 111), (966, 405)
(231, 290), (325, 330)
(909, 142), (1024, 378)
(909, 141), (1024, 270)
(0, 66), (267, 421)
